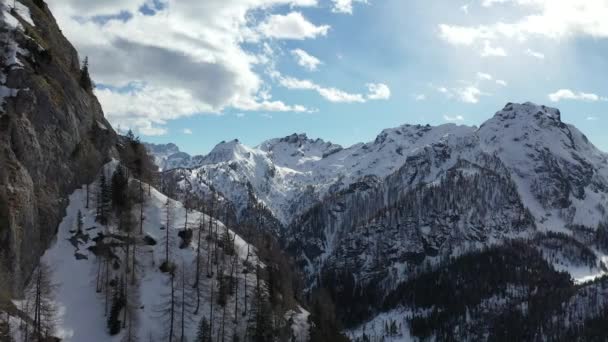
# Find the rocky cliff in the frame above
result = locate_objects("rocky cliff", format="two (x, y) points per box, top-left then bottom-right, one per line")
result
(0, 0), (117, 293)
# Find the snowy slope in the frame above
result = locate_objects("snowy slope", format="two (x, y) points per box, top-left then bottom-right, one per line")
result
(478, 102), (608, 231)
(35, 163), (308, 341)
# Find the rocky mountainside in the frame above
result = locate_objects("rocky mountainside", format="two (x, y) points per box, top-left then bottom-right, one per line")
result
(0, 0), (117, 293)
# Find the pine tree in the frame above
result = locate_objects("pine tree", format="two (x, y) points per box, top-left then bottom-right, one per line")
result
(107, 279), (125, 335)
(249, 265), (272, 342)
(79, 57), (94, 91)
(112, 165), (130, 211)
(76, 210), (84, 233)
(97, 172), (111, 225)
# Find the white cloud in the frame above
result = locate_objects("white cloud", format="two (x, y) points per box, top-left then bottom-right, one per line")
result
(525, 48), (545, 59)
(331, 0), (367, 14)
(587, 116), (599, 121)
(437, 87), (449, 94)
(183, 128), (193, 134)
(444, 115), (465, 122)
(481, 0), (510, 7)
(477, 72), (493, 80)
(496, 79), (508, 86)
(414, 94), (426, 101)
(258, 12), (330, 40)
(457, 86), (483, 103)
(461, 4), (470, 14)
(278, 75), (390, 103)
(366, 83), (391, 100)
(48, 0), (319, 135)
(438, 24), (485, 46)
(291, 48), (322, 71)
(481, 40), (507, 57)
(435, 85), (484, 104)
(440, 1), (608, 48)
(95, 84), (212, 136)
(548, 89), (606, 102)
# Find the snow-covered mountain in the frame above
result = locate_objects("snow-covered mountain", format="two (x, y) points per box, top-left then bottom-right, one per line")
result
(153, 102), (608, 234)
(152, 102), (608, 338)
(144, 142), (205, 171)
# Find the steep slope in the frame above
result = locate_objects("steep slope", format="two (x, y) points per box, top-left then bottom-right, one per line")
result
(0, 0), (116, 293)
(11, 163), (310, 341)
(348, 242), (608, 341)
(478, 102), (608, 230)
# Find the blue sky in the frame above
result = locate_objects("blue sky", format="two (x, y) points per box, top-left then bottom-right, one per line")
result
(49, 0), (608, 155)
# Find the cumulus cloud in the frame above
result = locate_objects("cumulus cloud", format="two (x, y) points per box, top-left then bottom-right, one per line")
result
(278, 75), (390, 103)
(548, 89), (606, 102)
(436, 85), (484, 104)
(439, 0), (608, 49)
(183, 128), (193, 134)
(331, 0), (367, 14)
(48, 0), (319, 135)
(258, 12), (330, 40)
(496, 79), (508, 86)
(457, 86), (483, 103)
(291, 48), (322, 71)
(366, 83), (391, 100)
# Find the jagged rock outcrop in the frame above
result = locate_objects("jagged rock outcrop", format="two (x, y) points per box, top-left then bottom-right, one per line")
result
(0, 0), (116, 292)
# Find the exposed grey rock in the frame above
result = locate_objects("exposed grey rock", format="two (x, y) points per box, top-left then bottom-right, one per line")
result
(0, 0), (117, 293)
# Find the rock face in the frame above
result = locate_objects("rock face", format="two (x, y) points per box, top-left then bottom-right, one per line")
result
(0, 0), (116, 292)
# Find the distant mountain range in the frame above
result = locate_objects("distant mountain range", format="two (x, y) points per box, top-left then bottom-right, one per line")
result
(149, 102), (608, 340)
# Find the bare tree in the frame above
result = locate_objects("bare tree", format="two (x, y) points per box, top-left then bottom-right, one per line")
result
(194, 211), (205, 315)
(161, 198), (175, 273)
(207, 196), (215, 278)
(178, 261), (194, 342)
(121, 278), (141, 342)
(158, 270), (177, 342)
(26, 262), (57, 341)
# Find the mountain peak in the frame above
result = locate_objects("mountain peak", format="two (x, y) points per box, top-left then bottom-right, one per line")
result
(280, 133), (309, 144)
(496, 102), (562, 123)
(203, 138), (251, 164)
